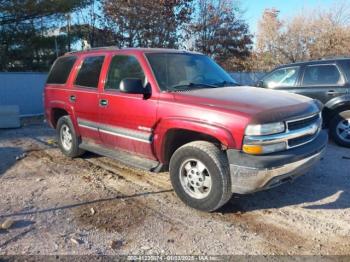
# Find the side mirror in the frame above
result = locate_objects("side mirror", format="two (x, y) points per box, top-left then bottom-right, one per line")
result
(256, 80), (264, 87)
(119, 78), (150, 95)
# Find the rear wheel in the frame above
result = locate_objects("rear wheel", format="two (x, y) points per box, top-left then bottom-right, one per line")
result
(169, 141), (232, 212)
(57, 116), (85, 157)
(330, 110), (350, 148)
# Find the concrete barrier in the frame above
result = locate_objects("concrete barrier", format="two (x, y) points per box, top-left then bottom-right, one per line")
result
(0, 105), (20, 128)
(0, 72), (47, 116)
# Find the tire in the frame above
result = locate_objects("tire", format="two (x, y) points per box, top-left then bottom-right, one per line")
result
(329, 110), (350, 148)
(169, 141), (232, 212)
(57, 116), (85, 157)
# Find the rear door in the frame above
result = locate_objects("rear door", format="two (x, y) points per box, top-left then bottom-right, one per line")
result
(98, 53), (158, 159)
(70, 55), (105, 143)
(296, 63), (347, 104)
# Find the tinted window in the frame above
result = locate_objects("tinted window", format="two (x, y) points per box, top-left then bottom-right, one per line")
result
(262, 67), (300, 88)
(146, 53), (237, 91)
(340, 60), (350, 80)
(302, 65), (344, 86)
(74, 56), (104, 88)
(46, 56), (76, 84)
(105, 55), (145, 90)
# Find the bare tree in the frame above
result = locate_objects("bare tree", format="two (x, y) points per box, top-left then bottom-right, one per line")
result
(254, 1), (350, 71)
(189, 0), (253, 71)
(102, 0), (193, 48)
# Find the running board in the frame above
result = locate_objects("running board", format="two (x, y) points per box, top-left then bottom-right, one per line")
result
(79, 141), (164, 173)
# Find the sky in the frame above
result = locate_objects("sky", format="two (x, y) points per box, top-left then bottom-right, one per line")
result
(242, 0), (338, 35)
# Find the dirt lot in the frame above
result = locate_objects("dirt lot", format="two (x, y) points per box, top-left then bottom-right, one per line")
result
(0, 119), (350, 256)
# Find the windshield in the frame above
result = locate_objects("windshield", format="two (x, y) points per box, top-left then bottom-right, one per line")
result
(145, 53), (238, 91)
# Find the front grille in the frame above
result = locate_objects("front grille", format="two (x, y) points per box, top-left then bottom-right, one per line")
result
(288, 134), (315, 147)
(287, 114), (320, 131)
(286, 113), (321, 148)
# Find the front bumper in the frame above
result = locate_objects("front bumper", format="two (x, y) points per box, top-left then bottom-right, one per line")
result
(227, 130), (328, 194)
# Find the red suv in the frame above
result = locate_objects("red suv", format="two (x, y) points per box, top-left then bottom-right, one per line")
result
(44, 48), (328, 211)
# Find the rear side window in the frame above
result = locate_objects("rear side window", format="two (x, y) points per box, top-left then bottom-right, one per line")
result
(302, 65), (344, 86)
(340, 60), (350, 80)
(262, 67), (300, 88)
(46, 56), (76, 84)
(74, 56), (105, 88)
(105, 55), (145, 90)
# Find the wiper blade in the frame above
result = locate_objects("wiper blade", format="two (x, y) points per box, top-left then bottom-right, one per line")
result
(168, 82), (218, 91)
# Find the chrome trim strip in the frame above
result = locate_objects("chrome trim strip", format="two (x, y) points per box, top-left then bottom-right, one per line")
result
(245, 121), (320, 145)
(79, 124), (98, 131)
(99, 129), (151, 143)
(77, 118), (152, 144)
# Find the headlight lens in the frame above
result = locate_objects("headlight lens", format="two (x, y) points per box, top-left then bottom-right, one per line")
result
(245, 122), (285, 136)
(243, 122), (287, 155)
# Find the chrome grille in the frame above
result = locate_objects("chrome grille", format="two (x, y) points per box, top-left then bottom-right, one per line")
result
(243, 113), (322, 154)
(287, 114), (320, 131)
(286, 114), (321, 148)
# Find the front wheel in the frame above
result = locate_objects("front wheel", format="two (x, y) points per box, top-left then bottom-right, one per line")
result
(169, 141), (232, 212)
(329, 110), (350, 148)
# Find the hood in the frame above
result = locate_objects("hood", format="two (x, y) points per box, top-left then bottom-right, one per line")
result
(173, 86), (321, 124)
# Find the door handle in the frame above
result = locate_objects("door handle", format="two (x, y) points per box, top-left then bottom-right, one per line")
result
(326, 90), (339, 96)
(69, 95), (76, 102)
(99, 99), (108, 107)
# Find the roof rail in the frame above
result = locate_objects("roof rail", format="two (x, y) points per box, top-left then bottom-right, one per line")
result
(66, 46), (119, 55)
(319, 55), (350, 60)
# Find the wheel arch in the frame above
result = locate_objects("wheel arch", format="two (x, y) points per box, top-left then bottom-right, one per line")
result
(324, 95), (350, 125)
(153, 118), (236, 166)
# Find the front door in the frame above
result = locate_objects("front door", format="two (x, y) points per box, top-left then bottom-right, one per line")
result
(260, 66), (302, 94)
(98, 54), (158, 159)
(71, 55), (105, 143)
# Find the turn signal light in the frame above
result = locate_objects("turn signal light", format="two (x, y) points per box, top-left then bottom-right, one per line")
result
(242, 144), (263, 155)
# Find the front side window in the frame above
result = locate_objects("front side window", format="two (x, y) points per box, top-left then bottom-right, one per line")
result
(262, 67), (300, 88)
(105, 55), (145, 90)
(74, 56), (104, 88)
(302, 64), (344, 86)
(46, 56), (76, 84)
(145, 53), (238, 91)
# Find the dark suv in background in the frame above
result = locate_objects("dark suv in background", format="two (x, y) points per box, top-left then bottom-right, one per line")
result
(256, 58), (350, 147)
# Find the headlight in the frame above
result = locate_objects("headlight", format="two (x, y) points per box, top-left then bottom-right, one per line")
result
(245, 122), (285, 136)
(243, 121), (286, 155)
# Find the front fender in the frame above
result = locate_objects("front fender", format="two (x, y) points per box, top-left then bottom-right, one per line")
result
(153, 117), (237, 163)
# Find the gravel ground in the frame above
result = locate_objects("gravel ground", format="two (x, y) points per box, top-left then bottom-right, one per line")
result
(0, 119), (349, 256)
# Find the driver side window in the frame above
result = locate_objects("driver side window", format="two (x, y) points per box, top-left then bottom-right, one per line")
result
(263, 67), (300, 88)
(105, 55), (145, 90)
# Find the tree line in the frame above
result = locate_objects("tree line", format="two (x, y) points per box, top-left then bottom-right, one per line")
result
(252, 1), (350, 71)
(0, 0), (252, 72)
(0, 0), (349, 72)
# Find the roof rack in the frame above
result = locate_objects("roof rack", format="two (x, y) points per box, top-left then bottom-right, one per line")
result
(66, 46), (119, 54)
